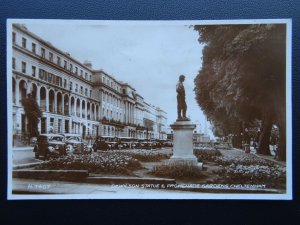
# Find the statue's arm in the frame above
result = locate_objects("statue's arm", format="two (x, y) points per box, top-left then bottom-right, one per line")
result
(176, 83), (184, 94)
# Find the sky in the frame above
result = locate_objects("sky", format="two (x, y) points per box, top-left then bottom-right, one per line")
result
(23, 20), (214, 138)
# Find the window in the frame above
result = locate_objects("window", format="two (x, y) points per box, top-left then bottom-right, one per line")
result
(32, 66), (36, 77)
(90, 75), (92, 81)
(21, 61), (26, 73)
(48, 73), (52, 83)
(32, 43), (36, 53)
(90, 90), (92, 98)
(75, 84), (78, 92)
(56, 76), (60, 86)
(49, 52), (53, 62)
(64, 79), (67, 88)
(75, 67), (78, 75)
(69, 81), (73, 91)
(80, 86), (83, 94)
(39, 69), (47, 80)
(64, 60), (67, 69)
(12, 57), (16, 69)
(57, 56), (61, 66)
(58, 119), (62, 133)
(80, 70), (83, 77)
(12, 32), (16, 43)
(85, 88), (88, 96)
(70, 64), (73, 72)
(41, 48), (45, 58)
(22, 37), (26, 48)
(85, 72), (87, 80)
(50, 118), (54, 127)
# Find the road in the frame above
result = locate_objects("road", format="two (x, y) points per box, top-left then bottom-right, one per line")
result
(12, 148), (40, 165)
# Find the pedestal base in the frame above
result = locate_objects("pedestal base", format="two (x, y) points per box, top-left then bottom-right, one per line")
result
(168, 156), (203, 169)
(169, 120), (202, 168)
(169, 155), (199, 165)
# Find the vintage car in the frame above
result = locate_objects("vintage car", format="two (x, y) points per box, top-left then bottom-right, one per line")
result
(60, 133), (92, 154)
(33, 134), (66, 160)
(138, 141), (153, 149)
(92, 137), (110, 151)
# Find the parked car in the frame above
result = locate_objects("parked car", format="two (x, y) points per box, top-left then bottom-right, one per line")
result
(33, 134), (66, 160)
(92, 137), (110, 151)
(107, 141), (118, 150)
(138, 141), (152, 149)
(60, 133), (92, 154)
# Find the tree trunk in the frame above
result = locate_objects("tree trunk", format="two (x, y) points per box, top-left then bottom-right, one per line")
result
(276, 95), (286, 161)
(277, 123), (286, 161)
(257, 112), (274, 155)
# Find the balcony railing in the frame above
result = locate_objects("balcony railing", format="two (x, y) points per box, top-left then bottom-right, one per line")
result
(100, 117), (125, 128)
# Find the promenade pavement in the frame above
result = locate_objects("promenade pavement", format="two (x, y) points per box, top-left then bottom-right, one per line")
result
(10, 145), (286, 197)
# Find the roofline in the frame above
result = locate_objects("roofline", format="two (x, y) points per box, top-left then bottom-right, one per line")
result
(13, 24), (94, 72)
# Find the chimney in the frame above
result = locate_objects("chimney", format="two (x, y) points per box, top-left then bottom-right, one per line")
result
(84, 60), (92, 69)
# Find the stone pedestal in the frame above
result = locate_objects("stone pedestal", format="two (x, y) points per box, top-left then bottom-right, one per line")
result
(169, 120), (198, 165)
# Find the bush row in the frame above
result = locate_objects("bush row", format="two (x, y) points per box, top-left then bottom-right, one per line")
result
(194, 148), (222, 162)
(150, 163), (204, 179)
(36, 153), (141, 175)
(115, 149), (171, 162)
(214, 163), (286, 187)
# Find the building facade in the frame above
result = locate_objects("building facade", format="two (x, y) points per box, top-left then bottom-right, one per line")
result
(167, 123), (210, 143)
(11, 24), (167, 143)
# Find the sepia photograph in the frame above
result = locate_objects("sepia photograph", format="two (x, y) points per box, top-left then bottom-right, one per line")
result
(7, 19), (292, 200)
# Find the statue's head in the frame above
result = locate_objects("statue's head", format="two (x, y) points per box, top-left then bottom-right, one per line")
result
(179, 74), (185, 82)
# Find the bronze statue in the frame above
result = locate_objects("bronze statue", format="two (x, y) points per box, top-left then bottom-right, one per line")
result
(176, 74), (189, 121)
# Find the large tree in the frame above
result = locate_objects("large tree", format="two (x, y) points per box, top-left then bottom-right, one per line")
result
(21, 93), (42, 138)
(194, 24), (286, 161)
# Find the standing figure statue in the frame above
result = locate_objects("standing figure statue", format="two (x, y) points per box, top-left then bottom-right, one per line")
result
(176, 74), (189, 121)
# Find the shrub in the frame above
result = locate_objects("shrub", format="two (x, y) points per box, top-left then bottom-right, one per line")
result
(215, 163), (286, 187)
(150, 163), (204, 179)
(194, 148), (222, 162)
(36, 152), (141, 175)
(214, 155), (276, 167)
(116, 149), (171, 162)
(210, 154), (286, 187)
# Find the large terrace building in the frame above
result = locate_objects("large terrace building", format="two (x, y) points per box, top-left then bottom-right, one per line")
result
(11, 24), (167, 142)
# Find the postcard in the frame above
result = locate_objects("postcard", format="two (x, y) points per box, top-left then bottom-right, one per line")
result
(7, 19), (292, 199)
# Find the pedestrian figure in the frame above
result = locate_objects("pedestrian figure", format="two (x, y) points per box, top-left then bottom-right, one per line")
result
(271, 136), (278, 159)
(176, 74), (188, 121)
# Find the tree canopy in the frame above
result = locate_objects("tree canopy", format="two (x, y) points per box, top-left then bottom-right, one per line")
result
(21, 94), (42, 137)
(194, 24), (286, 160)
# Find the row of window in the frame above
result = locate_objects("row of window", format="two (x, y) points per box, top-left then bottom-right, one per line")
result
(103, 108), (122, 121)
(102, 92), (122, 107)
(39, 69), (63, 87)
(69, 81), (92, 97)
(13, 58), (93, 98)
(13, 58), (38, 77)
(102, 76), (121, 92)
(13, 31), (92, 81)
